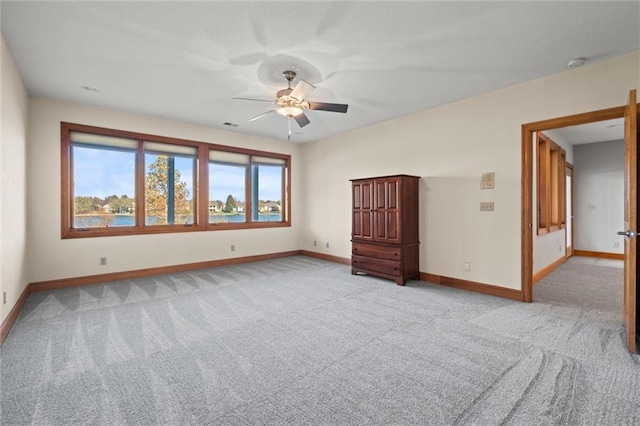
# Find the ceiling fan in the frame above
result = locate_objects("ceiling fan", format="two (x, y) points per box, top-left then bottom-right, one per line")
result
(234, 70), (349, 139)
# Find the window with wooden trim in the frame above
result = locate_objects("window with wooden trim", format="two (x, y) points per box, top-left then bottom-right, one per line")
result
(144, 142), (197, 226)
(537, 132), (566, 234)
(209, 150), (248, 225)
(207, 150), (287, 227)
(62, 122), (291, 238)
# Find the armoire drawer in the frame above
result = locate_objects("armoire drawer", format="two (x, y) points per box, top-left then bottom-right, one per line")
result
(352, 255), (402, 277)
(352, 243), (401, 261)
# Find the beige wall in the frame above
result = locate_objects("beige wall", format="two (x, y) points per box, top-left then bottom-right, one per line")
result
(1, 36), (29, 322)
(27, 98), (302, 283)
(301, 51), (639, 290)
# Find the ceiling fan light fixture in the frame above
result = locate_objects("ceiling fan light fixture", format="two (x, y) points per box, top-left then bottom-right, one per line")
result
(276, 105), (304, 117)
(275, 95), (309, 117)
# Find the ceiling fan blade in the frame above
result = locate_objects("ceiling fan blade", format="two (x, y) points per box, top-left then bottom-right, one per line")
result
(309, 102), (349, 113)
(294, 113), (311, 128)
(290, 79), (315, 101)
(233, 97), (274, 103)
(248, 110), (274, 122)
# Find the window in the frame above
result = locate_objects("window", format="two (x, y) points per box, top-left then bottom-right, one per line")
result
(62, 122), (291, 238)
(69, 132), (137, 229)
(537, 132), (566, 234)
(144, 142), (197, 226)
(209, 151), (248, 225)
(253, 157), (285, 223)
(208, 151), (288, 228)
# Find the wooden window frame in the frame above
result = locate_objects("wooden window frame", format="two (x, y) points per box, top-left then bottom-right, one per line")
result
(207, 150), (289, 231)
(536, 132), (566, 235)
(61, 122), (291, 238)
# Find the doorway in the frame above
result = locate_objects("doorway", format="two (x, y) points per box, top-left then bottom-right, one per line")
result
(521, 93), (638, 352)
(521, 105), (627, 302)
(531, 124), (624, 310)
(542, 120), (625, 262)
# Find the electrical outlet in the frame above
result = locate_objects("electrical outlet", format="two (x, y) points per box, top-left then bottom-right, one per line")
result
(231, 245), (235, 252)
(614, 241), (620, 248)
(480, 202), (494, 212)
(313, 240), (317, 247)
(463, 262), (471, 272)
(325, 242), (330, 249)
(100, 257), (107, 266)
(3, 291), (6, 305)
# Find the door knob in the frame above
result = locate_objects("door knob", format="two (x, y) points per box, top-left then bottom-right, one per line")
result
(617, 230), (637, 238)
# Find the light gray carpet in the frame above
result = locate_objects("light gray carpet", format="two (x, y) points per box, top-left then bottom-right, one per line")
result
(1, 255), (639, 425)
(534, 257), (623, 313)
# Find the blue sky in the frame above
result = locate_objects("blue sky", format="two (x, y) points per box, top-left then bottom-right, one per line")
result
(209, 163), (283, 202)
(73, 146), (282, 201)
(73, 147), (136, 198)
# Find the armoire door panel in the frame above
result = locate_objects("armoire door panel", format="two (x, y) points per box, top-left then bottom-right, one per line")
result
(353, 184), (361, 209)
(386, 211), (399, 240)
(362, 182), (372, 210)
(362, 211), (373, 238)
(353, 212), (362, 237)
(352, 180), (374, 240)
(375, 211), (386, 239)
(387, 180), (398, 209)
(375, 181), (386, 209)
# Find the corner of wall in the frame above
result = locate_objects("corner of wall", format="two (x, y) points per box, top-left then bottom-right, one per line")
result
(1, 34), (30, 325)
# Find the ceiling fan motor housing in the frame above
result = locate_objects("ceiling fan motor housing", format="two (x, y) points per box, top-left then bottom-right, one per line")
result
(282, 70), (297, 83)
(276, 87), (294, 99)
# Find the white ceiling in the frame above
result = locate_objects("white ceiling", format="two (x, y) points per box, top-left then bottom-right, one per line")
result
(2, 1), (639, 143)
(544, 118), (625, 146)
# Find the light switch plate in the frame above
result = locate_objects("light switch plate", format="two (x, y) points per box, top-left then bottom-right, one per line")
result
(480, 202), (495, 211)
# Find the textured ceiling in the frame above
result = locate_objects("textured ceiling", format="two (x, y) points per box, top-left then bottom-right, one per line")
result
(2, 1), (639, 143)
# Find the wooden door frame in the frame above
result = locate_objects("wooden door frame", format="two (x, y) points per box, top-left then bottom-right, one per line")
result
(521, 105), (627, 302)
(566, 163), (574, 258)
(622, 90), (637, 353)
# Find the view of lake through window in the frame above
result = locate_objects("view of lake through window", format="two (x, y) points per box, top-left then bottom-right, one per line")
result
(64, 123), (289, 237)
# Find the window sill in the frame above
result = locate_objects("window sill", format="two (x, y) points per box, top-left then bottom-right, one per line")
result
(62, 221), (291, 238)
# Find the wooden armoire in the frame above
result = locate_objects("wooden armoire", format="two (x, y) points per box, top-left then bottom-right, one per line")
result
(350, 174), (420, 285)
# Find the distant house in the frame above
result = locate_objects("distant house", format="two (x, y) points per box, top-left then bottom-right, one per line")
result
(209, 200), (224, 212)
(259, 202), (281, 213)
(102, 204), (111, 213)
(236, 202), (245, 213)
